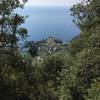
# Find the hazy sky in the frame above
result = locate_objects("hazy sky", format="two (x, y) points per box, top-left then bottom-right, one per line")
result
(26, 0), (82, 7)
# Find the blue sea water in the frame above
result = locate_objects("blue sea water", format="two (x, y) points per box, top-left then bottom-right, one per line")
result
(16, 6), (80, 42)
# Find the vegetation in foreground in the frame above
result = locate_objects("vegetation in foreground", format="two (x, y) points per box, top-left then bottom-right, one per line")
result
(0, 0), (100, 100)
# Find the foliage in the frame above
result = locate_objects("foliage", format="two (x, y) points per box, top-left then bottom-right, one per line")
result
(0, 0), (100, 100)
(59, 0), (100, 100)
(71, 0), (100, 31)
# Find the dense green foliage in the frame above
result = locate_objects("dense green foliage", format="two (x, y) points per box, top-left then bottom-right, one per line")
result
(0, 0), (100, 100)
(59, 0), (100, 100)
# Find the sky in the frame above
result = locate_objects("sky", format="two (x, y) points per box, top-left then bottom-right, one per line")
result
(25, 0), (82, 7)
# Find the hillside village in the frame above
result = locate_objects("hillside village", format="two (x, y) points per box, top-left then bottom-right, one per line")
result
(30, 36), (68, 63)
(28, 36), (68, 57)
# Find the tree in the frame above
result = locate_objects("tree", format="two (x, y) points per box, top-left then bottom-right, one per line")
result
(0, 0), (27, 50)
(0, 0), (34, 100)
(71, 0), (100, 31)
(59, 0), (100, 100)
(31, 54), (65, 100)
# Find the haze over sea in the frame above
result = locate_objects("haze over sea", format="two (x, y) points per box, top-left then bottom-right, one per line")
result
(16, 6), (80, 42)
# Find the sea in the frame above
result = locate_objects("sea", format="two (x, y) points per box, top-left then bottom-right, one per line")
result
(16, 6), (80, 42)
